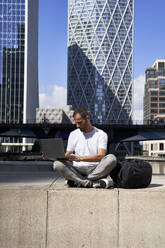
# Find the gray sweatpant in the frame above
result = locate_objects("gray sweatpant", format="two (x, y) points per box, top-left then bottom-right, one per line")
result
(53, 154), (117, 187)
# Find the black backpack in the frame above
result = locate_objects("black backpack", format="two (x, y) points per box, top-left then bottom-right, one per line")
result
(109, 159), (152, 189)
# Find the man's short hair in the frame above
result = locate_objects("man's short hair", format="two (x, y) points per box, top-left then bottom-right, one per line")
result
(73, 106), (90, 119)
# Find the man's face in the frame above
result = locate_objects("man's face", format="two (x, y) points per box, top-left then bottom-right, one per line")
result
(74, 113), (88, 132)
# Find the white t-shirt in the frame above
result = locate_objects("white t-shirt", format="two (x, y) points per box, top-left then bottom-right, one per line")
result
(66, 127), (108, 167)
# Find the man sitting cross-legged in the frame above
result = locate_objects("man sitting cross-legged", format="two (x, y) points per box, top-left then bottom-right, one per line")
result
(53, 106), (117, 188)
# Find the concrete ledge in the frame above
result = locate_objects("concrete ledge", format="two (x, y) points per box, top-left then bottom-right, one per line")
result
(0, 189), (47, 248)
(119, 189), (165, 248)
(47, 189), (118, 248)
(0, 176), (165, 248)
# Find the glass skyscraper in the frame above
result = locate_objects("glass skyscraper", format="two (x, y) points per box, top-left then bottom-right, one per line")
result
(67, 0), (134, 124)
(0, 0), (38, 124)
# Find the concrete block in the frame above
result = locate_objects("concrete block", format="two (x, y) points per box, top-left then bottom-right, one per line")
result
(119, 189), (165, 248)
(0, 189), (47, 248)
(47, 189), (118, 248)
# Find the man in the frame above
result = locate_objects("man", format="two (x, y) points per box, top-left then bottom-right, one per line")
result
(53, 107), (117, 188)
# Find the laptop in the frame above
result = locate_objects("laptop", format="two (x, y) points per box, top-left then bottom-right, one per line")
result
(40, 138), (69, 161)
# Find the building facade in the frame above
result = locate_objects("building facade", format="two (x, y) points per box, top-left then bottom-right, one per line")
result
(67, 0), (134, 124)
(0, 0), (39, 124)
(144, 60), (165, 124)
(143, 140), (165, 157)
(36, 106), (74, 124)
(143, 60), (165, 157)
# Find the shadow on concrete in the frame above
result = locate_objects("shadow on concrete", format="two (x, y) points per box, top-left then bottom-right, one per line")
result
(152, 173), (165, 176)
(148, 183), (164, 188)
(0, 171), (59, 185)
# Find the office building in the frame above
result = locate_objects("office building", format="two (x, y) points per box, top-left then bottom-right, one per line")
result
(0, 0), (39, 124)
(143, 60), (165, 157)
(67, 0), (134, 124)
(144, 60), (165, 124)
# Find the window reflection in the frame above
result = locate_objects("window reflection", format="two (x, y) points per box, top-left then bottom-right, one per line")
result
(0, 0), (25, 123)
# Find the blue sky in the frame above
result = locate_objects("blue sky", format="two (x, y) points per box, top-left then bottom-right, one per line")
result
(38, 0), (165, 120)
(39, 0), (67, 90)
(134, 0), (165, 77)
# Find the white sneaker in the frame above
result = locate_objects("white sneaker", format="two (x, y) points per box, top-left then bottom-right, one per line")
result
(93, 177), (112, 189)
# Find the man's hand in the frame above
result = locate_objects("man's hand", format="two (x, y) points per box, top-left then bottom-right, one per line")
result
(69, 153), (81, 162)
(65, 148), (107, 163)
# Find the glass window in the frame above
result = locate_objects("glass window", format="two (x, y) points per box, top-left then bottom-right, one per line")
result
(148, 70), (155, 78)
(159, 103), (165, 108)
(149, 81), (157, 88)
(149, 81), (156, 85)
(158, 62), (165, 70)
(151, 97), (158, 101)
(159, 79), (165, 84)
(151, 103), (158, 107)
(158, 68), (165, 76)
(160, 143), (164, 151)
(159, 97), (165, 102)
(159, 109), (165, 113)
(159, 91), (165, 96)
(151, 91), (158, 96)
(151, 109), (158, 113)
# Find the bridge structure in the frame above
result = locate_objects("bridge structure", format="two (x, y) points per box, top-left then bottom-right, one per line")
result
(0, 122), (164, 143)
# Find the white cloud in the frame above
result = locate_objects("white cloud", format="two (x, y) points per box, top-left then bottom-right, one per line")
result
(133, 75), (145, 122)
(39, 85), (67, 108)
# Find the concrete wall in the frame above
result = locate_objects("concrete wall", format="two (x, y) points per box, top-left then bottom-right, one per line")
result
(1, 187), (165, 248)
(47, 189), (118, 248)
(119, 188), (165, 248)
(0, 189), (47, 248)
